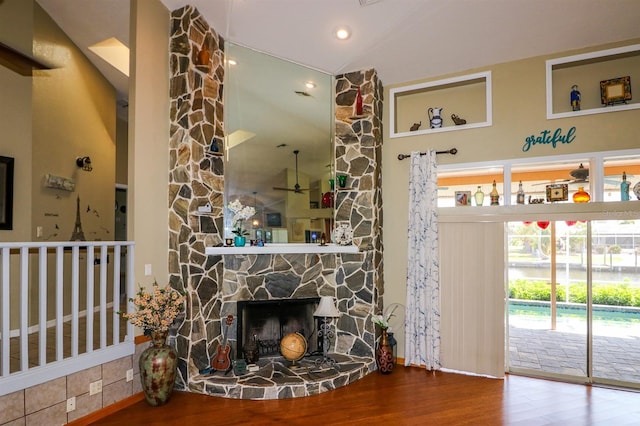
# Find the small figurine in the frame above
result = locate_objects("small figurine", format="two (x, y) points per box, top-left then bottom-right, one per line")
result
(410, 121), (421, 131)
(210, 137), (220, 152)
(571, 85), (581, 111)
(451, 114), (467, 125)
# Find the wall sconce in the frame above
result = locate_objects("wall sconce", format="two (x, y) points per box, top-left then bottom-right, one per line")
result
(76, 156), (92, 172)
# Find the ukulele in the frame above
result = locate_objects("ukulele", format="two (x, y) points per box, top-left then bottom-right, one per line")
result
(212, 314), (233, 372)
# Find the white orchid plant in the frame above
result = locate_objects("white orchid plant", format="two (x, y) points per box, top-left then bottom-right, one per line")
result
(371, 304), (401, 332)
(228, 199), (256, 237)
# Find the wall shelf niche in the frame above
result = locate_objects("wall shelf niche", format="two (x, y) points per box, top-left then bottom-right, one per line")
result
(546, 44), (640, 119)
(389, 71), (492, 138)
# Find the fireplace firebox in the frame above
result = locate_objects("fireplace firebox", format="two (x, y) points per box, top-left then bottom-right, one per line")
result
(237, 298), (321, 360)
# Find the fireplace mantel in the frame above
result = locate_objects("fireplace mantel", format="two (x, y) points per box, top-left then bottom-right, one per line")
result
(205, 243), (360, 256)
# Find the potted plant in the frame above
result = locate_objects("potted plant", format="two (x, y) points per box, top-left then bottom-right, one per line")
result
(228, 199), (256, 247)
(122, 283), (185, 406)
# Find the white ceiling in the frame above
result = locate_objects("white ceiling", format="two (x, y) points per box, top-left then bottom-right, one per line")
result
(37, 0), (640, 101)
(161, 0), (640, 88)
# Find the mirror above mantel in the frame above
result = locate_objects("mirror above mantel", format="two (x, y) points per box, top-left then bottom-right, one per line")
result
(224, 43), (334, 243)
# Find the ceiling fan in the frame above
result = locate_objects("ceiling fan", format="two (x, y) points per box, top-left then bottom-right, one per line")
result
(273, 150), (309, 194)
(533, 163), (589, 186)
(534, 163), (632, 186)
(568, 163), (589, 182)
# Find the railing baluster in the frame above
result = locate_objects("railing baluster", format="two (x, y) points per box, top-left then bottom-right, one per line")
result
(71, 246), (79, 357)
(56, 246), (64, 361)
(127, 246), (135, 342)
(1, 247), (10, 377)
(112, 245), (121, 345)
(19, 248), (28, 372)
(38, 247), (47, 367)
(99, 245), (107, 349)
(86, 246), (94, 353)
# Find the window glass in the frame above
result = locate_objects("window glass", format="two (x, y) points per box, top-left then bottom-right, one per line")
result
(437, 167), (503, 207)
(603, 155), (640, 202)
(511, 159), (590, 205)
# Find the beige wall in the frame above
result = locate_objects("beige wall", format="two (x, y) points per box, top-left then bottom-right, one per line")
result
(382, 38), (640, 366)
(0, 0), (34, 241)
(0, 1), (117, 242)
(32, 3), (116, 242)
(129, 0), (170, 288)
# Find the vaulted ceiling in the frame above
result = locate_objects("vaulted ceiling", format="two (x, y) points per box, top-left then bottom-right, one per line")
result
(36, 0), (640, 102)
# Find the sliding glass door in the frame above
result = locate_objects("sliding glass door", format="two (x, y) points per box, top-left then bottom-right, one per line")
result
(507, 219), (640, 388)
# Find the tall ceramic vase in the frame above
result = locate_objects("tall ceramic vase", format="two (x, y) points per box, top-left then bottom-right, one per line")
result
(139, 330), (178, 406)
(376, 328), (394, 374)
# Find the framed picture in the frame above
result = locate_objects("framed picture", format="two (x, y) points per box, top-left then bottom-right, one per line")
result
(546, 183), (568, 202)
(266, 212), (281, 227)
(600, 76), (631, 105)
(455, 191), (471, 206)
(0, 156), (15, 230)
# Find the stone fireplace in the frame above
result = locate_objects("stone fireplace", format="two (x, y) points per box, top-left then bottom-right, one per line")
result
(167, 6), (384, 400)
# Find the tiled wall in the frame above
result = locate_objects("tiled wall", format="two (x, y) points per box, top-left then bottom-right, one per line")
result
(0, 342), (146, 425)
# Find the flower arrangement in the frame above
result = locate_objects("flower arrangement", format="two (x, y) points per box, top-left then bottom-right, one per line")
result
(228, 199), (256, 237)
(122, 282), (185, 332)
(371, 313), (389, 330)
(371, 304), (401, 332)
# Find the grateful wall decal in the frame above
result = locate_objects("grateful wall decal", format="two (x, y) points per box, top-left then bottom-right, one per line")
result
(522, 126), (576, 152)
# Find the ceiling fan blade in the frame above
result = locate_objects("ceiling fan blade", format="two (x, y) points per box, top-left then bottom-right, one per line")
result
(272, 186), (298, 192)
(532, 179), (571, 186)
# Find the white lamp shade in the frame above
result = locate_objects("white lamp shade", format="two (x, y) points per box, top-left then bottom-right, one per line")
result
(313, 296), (340, 318)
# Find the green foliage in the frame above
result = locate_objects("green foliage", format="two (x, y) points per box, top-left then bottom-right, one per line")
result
(509, 279), (565, 302)
(509, 279), (640, 307)
(608, 244), (622, 254)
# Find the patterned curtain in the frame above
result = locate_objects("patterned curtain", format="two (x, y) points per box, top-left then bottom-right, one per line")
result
(404, 150), (441, 370)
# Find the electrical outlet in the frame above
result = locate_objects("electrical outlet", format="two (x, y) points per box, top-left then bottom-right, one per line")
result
(66, 397), (76, 413)
(144, 264), (152, 276)
(126, 368), (134, 382)
(36, 226), (43, 238)
(89, 379), (102, 395)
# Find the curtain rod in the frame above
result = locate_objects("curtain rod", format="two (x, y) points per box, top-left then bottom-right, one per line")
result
(397, 148), (457, 160)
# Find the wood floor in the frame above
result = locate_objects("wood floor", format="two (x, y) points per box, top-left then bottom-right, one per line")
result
(90, 367), (640, 425)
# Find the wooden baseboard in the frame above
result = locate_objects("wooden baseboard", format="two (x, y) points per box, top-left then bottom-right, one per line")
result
(134, 334), (151, 345)
(66, 392), (145, 426)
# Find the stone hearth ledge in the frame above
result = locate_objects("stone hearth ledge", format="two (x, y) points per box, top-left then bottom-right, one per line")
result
(205, 243), (360, 255)
(190, 354), (376, 399)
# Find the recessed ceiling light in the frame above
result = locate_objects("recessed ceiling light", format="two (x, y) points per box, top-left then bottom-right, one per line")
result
(305, 81), (316, 89)
(335, 26), (351, 40)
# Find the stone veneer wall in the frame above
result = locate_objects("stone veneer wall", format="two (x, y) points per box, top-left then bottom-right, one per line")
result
(335, 70), (385, 319)
(167, 7), (385, 396)
(168, 6), (226, 391)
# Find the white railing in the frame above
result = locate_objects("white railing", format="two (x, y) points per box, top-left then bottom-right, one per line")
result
(0, 241), (135, 396)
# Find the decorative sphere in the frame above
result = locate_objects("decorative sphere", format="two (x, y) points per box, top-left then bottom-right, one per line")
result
(280, 332), (307, 362)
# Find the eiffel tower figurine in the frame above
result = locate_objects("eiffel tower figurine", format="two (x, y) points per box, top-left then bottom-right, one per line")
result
(70, 195), (86, 241)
